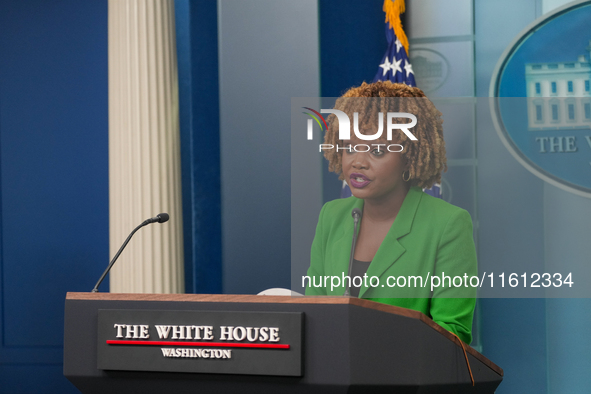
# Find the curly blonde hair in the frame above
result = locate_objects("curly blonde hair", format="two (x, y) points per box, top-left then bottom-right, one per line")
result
(323, 81), (447, 189)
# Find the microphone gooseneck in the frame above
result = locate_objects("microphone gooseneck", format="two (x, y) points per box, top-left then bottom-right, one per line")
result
(344, 208), (362, 297)
(91, 213), (170, 292)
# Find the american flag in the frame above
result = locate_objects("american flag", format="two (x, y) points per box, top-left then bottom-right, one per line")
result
(341, 0), (441, 199)
(371, 21), (415, 85)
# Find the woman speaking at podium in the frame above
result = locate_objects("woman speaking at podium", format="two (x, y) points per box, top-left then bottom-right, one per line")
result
(305, 81), (477, 344)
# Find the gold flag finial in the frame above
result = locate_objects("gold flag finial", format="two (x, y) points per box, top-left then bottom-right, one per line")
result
(383, 0), (409, 55)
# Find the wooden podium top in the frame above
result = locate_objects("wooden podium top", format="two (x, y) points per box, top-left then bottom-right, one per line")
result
(66, 292), (503, 376)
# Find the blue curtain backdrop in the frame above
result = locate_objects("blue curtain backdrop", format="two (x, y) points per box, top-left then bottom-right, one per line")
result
(175, 0), (222, 295)
(0, 0), (108, 392)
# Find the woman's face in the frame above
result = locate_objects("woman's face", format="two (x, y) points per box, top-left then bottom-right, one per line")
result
(341, 135), (408, 203)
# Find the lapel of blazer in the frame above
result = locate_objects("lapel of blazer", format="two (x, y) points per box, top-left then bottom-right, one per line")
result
(330, 198), (364, 293)
(359, 187), (423, 298)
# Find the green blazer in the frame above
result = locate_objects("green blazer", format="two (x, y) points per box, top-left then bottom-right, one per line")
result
(305, 186), (477, 344)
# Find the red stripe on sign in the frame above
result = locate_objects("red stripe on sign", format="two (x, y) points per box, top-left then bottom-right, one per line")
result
(106, 340), (290, 349)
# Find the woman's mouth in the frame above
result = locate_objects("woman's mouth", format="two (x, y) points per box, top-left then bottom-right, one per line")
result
(350, 173), (371, 189)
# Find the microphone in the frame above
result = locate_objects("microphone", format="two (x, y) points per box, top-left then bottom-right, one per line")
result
(344, 208), (362, 296)
(91, 213), (170, 292)
(142, 212), (169, 225)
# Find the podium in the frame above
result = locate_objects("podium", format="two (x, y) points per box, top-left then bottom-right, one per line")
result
(64, 293), (503, 393)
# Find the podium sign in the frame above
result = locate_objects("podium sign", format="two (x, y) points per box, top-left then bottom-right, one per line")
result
(97, 309), (303, 376)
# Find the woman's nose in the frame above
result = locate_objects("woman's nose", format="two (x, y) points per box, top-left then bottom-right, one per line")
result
(352, 153), (369, 169)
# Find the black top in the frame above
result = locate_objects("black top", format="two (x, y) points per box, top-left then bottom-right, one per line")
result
(350, 259), (371, 298)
